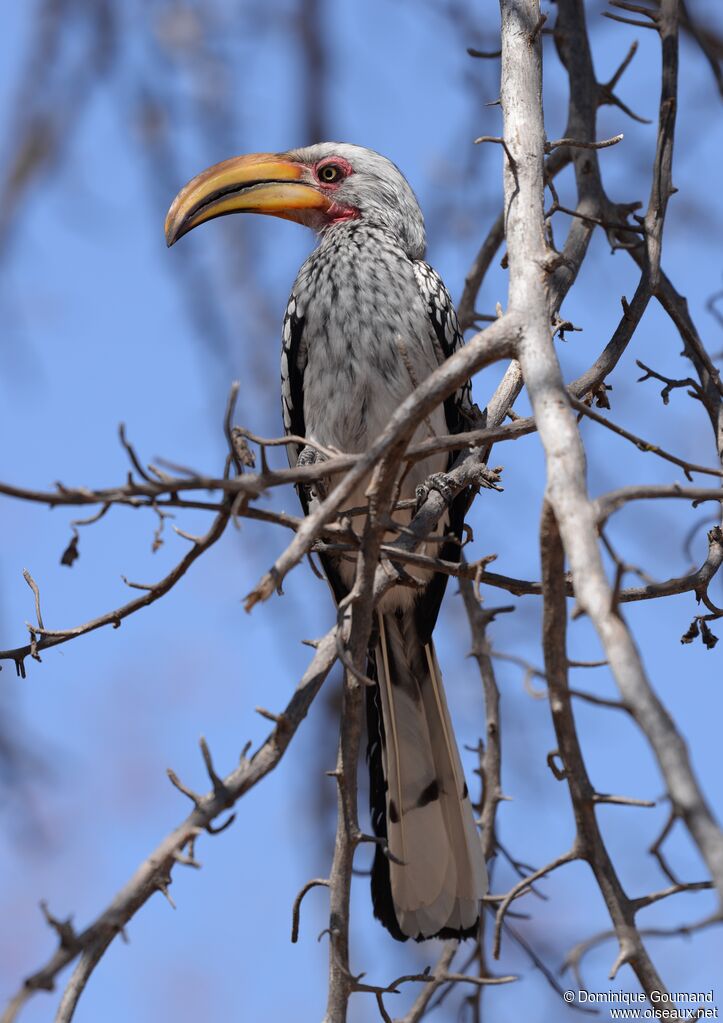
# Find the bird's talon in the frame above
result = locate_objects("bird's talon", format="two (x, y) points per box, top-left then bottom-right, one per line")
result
(416, 472), (455, 510)
(297, 445), (320, 467)
(297, 445), (327, 501)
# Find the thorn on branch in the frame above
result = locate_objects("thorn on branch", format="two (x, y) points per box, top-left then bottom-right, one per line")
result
(173, 525), (204, 544)
(468, 602), (515, 631)
(40, 900), (79, 952)
(146, 463), (175, 483)
(172, 847), (201, 869)
(168, 741), (237, 833)
(224, 381), (255, 478)
(22, 569), (44, 630)
(546, 751), (567, 781)
(649, 803), (682, 885)
(631, 879), (713, 913)
(473, 136), (518, 175)
(593, 793), (656, 808)
(355, 832), (406, 866)
(495, 840), (540, 884)
(439, 970), (518, 987)
(150, 504), (173, 553)
(120, 575), (154, 592)
(608, 39), (639, 90)
(199, 736), (229, 799)
(545, 133), (624, 154)
(157, 878), (176, 909)
(205, 813), (236, 836)
(529, 11), (547, 43)
(467, 46), (501, 59)
(599, 87), (652, 126)
(71, 503), (112, 530)
(255, 706), (291, 731)
(608, 941), (635, 979)
(603, 11), (658, 30)
(27, 627), (41, 663)
(468, 551), (498, 602)
(306, 551), (326, 580)
(118, 423), (153, 483)
(608, 0), (658, 21)
(166, 767), (202, 808)
(291, 878), (330, 943)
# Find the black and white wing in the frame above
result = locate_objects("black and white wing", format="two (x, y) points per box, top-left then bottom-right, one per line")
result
(280, 291), (308, 473)
(411, 260), (474, 438)
(280, 289), (348, 603)
(409, 260), (476, 641)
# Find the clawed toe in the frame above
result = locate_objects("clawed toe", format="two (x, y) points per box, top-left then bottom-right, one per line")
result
(415, 472), (454, 511)
(297, 444), (319, 467)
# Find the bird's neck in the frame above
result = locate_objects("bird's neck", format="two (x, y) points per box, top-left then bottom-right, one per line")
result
(317, 218), (419, 261)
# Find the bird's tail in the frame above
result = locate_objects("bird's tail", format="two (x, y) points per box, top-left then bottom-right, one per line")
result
(366, 609), (488, 941)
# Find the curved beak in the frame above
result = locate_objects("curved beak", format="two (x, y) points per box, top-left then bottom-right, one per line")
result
(165, 153), (331, 246)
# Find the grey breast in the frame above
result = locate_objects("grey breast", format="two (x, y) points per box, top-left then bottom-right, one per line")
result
(293, 223), (444, 456)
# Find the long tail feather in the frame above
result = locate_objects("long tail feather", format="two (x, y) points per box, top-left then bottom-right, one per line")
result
(367, 609), (487, 941)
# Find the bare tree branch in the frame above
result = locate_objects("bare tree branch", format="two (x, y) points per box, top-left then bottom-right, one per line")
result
(1, 630), (339, 1023)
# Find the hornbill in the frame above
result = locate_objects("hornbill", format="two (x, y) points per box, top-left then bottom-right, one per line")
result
(165, 143), (488, 941)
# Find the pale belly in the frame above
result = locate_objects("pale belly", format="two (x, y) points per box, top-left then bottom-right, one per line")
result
(305, 387), (449, 610)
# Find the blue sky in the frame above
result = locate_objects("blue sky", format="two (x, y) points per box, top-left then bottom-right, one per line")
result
(1, 2), (722, 1021)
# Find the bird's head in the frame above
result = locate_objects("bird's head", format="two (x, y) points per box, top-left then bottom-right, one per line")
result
(164, 142), (426, 259)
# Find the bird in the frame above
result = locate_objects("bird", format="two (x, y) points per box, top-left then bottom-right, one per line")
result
(165, 143), (488, 941)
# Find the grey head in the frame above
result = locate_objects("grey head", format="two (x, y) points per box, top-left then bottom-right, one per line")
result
(165, 141), (426, 260)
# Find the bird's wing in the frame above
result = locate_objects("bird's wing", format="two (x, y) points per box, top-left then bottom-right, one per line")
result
(280, 291), (308, 474)
(410, 260), (475, 644)
(411, 260), (474, 436)
(281, 289), (349, 603)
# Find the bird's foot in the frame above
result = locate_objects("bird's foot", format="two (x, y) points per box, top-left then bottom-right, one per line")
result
(297, 445), (327, 500)
(297, 444), (321, 467)
(415, 472), (455, 510)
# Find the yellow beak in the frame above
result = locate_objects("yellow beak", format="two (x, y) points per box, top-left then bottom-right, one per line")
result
(164, 153), (332, 246)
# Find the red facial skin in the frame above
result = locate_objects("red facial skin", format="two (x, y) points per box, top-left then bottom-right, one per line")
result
(312, 157), (359, 224)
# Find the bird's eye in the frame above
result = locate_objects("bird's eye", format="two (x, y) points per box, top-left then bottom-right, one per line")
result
(319, 163), (342, 182)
